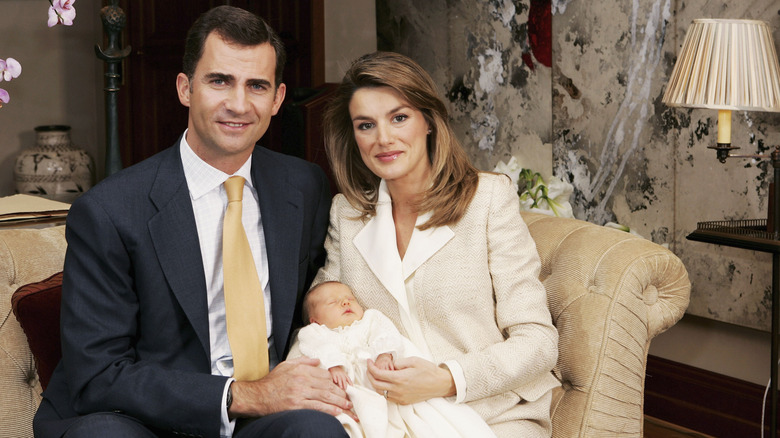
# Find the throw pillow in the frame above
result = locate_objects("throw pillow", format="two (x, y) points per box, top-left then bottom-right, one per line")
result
(11, 271), (63, 391)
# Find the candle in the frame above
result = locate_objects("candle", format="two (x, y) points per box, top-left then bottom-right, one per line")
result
(717, 109), (732, 144)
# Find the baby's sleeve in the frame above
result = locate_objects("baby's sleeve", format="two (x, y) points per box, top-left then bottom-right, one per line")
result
(297, 324), (349, 370)
(365, 309), (405, 360)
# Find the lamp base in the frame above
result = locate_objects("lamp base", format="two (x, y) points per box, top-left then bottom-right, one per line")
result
(13, 125), (94, 203)
(771, 182), (776, 234)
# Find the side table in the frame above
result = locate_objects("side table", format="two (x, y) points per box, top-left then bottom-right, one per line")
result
(688, 220), (779, 437)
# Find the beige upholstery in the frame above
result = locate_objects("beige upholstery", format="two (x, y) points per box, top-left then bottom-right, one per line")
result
(521, 212), (690, 437)
(0, 214), (689, 437)
(0, 225), (66, 438)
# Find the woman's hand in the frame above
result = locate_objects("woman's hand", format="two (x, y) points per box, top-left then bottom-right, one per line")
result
(366, 356), (456, 405)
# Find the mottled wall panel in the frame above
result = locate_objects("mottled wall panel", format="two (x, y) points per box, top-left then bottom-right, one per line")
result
(377, 0), (780, 331)
(377, 0), (553, 179)
(669, 1), (780, 331)
(553, 0), (675, 235)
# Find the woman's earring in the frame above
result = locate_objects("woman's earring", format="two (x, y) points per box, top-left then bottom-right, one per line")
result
(427, 129), (432, 135)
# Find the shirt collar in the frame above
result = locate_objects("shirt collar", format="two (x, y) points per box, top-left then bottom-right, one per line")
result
(180, 130), (254, 200)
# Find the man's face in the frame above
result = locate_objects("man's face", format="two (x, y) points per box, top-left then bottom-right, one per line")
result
(176, 33), (286, 173)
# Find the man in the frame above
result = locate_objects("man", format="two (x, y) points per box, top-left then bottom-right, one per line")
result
(33, 6), (350, 437)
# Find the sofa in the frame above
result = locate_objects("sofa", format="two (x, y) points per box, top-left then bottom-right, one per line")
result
(0, 212), (690, 437)
(1, 225), (66, 438)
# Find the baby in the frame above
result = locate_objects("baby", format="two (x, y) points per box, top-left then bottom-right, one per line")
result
(294, 281), (496, 438)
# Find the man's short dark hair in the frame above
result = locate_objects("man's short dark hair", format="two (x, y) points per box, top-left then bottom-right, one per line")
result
(182, 5), (286, 87)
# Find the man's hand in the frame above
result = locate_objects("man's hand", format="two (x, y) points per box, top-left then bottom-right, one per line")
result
(366, 356), (456, 405)
(328, 366), (352, 390)
(229, 356), (357, 420)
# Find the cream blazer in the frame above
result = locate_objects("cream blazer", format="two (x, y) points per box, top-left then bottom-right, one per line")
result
(314, 173), (560, 430)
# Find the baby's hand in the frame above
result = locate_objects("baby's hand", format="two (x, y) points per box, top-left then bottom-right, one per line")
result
(329, 366), (352, 390)
(375, 353), (395, 371)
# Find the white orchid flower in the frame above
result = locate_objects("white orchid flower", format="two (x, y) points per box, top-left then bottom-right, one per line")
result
(540, 174), (574, 218)
(604, 222), (645, 239)
(493, 158), (575, 219)
(492, 156), (523, 191)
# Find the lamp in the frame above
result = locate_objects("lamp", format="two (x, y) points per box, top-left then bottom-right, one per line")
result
(663, 18), (780, 436)
(663, 19), (780, 161)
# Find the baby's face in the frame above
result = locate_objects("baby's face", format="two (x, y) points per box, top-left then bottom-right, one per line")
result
(309, 283), (365, 329)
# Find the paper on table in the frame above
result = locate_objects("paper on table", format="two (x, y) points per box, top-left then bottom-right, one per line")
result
(0, 194), (71, 221)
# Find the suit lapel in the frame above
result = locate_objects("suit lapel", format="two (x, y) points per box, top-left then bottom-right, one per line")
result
(147, 146), (211, 356)
(252, 148), (303, 360)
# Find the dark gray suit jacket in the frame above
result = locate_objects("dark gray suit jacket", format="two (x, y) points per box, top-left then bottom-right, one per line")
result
(34, 142), (331, 438)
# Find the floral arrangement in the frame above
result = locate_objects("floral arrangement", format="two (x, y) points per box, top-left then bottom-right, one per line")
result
(0, 58), (21, 107)
(0, 0), (76, 107)
(48, 0), (77, 27)
(493, 156), (574, 218)
(493, 156), (649, 239)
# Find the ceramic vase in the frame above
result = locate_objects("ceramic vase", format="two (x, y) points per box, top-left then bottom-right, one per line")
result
(14, 125), (94, 203)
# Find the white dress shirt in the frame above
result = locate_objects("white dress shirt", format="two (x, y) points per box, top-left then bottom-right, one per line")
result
(180, 133), (272, 437)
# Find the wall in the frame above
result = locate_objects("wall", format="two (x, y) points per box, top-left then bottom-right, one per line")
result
(324, 0), (377, 83)
(0, 0), (376, 198)
(669, 2), (780, 332)
(377, 0), (780, 386)
(652, 0), (779, 387)
(0, 0), (104, 195)
(376, 0), (553, 180)
(2, 0), (772, 387)
(651, 313), (770, 385)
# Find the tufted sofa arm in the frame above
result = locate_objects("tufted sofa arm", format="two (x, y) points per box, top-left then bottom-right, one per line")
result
(521, 212), (690, 437)
(0, 225), (66, 438)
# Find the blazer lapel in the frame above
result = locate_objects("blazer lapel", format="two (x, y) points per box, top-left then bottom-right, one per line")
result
(354, 205), (409, 314)
(402, 211), (454, 275)
(147, 145), (211, 356)
(354, 181), (455, 314)
(251, 148), (303, 360)
(353, 181), (408, 314)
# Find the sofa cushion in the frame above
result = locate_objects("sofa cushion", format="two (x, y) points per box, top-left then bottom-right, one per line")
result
(11, 271), (63, 391)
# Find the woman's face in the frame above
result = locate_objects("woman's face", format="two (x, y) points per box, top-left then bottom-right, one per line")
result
(348, 86), (432, 188)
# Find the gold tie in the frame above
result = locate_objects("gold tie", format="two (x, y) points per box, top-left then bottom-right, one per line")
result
(223, 175), (269, 380)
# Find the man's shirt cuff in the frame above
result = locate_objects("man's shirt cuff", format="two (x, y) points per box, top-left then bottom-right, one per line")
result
(221, 378), (236, 437)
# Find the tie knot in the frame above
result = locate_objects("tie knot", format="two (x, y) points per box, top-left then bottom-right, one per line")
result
(224, 176), (245, 203)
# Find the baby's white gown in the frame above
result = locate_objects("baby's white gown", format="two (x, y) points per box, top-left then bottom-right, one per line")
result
(294, 309), (496, 438)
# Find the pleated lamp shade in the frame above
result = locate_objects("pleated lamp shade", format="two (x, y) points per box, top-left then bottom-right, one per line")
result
(662, 19), (780, 113)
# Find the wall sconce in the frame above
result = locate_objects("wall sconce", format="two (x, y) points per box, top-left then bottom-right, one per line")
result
(662, 18), (780, 436)
(663, 19), (780, 163)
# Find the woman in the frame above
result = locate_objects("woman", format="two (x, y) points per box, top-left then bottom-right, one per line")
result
(315, 51), (559, 437)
